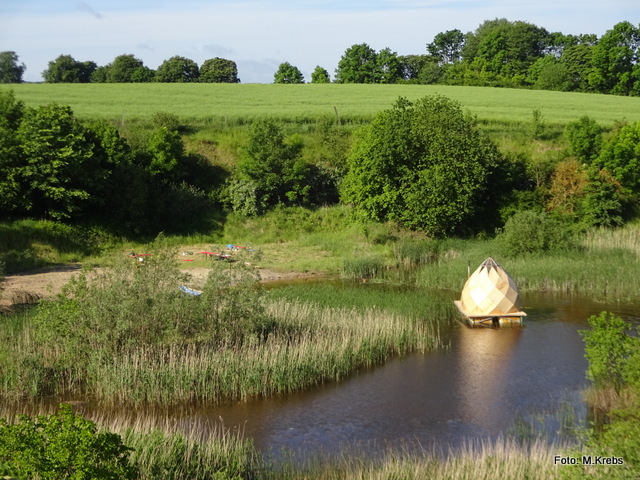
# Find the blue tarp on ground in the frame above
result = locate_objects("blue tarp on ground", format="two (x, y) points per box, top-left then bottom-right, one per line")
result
(179, 285), (202, 296)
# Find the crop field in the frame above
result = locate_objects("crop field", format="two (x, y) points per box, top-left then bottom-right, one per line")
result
(7, 83), (640, 126)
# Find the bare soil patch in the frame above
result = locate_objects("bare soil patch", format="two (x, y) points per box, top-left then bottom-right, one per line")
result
(1, 264), (322, 310)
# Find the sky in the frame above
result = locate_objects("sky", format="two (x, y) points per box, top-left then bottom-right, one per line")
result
(1, 1), (639, 84)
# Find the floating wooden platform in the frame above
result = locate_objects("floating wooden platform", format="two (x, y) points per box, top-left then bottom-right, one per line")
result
(454, 300), (526, 327)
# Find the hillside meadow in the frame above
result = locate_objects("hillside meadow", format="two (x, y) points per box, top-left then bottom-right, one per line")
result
(9, 83), (640, 127)
(3, 83), (640, 478)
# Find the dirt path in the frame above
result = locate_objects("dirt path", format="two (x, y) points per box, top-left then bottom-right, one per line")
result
(0, 264), (322, 310)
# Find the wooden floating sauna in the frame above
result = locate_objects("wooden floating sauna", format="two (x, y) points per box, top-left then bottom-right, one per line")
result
(454, 257), (526, 327)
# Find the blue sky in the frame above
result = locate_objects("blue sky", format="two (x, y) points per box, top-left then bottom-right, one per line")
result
(1, 1), (638, 83)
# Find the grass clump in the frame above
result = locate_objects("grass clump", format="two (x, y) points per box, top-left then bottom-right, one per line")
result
(0, 219), (108, 273)
(274, 437), (559, 480)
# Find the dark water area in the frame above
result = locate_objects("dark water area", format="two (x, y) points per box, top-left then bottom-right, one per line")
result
(170, 291), (640, 463)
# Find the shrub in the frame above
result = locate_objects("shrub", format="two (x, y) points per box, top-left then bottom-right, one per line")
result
(496, 209), (576, 256)
(0, 404), (136, 479)
(579, 312), (637, 390)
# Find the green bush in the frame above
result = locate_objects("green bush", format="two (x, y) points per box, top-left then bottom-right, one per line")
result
(579, 312), (637, 390)
(496, 209), (577, 256)
(0, 404), (136, 480)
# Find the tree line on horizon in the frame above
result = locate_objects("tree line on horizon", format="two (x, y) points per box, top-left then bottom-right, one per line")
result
(0, 18), (639, 95)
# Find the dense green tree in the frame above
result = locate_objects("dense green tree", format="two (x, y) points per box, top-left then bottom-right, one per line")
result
(14, 103), (103, 219)
(593, 121), (640, 197)
(580, 312), (636, 389)
(375, 47), (402, 83)
(427, 29), (465, 64)
(565, 115), (603, 163)
(146, 127), (185, 179)
(233, 120), (310, 213)
(0, 90), (25, 214)
(341, 95), (509, 236)
(130, 65), (155, 82)
(311, 66), (330, 83)
(155, 55), (199, 83)
(529, 55), (572, 91)
(273, 62), (304, 83)
(91, 65), (109, 83)
(105, 54), (147, 83)
(463, 19), (550, 85)
(558, 43), (594, 91)
(0, 51), (25, 83)
(42, 54), (96, 83)
(399, 54), (433, 81)
(588, 21), (640, 95)
(334, 43), (378, 83)
(199, 57), (240, 83)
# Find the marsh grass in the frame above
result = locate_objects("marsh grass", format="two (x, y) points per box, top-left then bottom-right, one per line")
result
(583, 222), (640, 258)
(86, 299), (441, 405)
(0, 243), (443, 405)
(273, 436), (561, 480)
(414, 234), (640, 300)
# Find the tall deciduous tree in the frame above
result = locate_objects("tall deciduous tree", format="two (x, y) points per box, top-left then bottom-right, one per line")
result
(42, 55), (96, 83)
(334, 43), (378, 83)
(463, 19), (550, 85)
(311, 66), (330, 83)
(200, 57), (240, 83)
(106, 54), (149, 83)
(588, 21), (640, 95)
(273, 62), (304, 84)
(427, 29), (465, 64)
(341, 95), (509, 236)
(0, 51), (25, 83)
(375, 47), (402, 83)
(15, 104), (101, 219)
(232, 120), (310, 213)
(155, 55), (199, 83)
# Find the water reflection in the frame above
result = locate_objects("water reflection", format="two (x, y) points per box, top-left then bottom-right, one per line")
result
(196, 292), (640, 462)
(18, 290), (640, 464)
(456, 326), (522, 432)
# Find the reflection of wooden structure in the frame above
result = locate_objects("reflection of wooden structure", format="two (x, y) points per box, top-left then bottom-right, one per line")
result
(454, 257), (526, 326)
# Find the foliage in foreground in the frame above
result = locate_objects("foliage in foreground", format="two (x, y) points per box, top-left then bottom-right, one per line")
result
(0, 404), (136, 480)
(558, 312), (640, 479)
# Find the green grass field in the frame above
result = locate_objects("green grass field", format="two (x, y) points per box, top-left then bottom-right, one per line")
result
(7, 83), (640, 126)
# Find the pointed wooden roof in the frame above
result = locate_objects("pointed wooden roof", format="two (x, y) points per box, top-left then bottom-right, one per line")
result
(458, 257), (525, 317)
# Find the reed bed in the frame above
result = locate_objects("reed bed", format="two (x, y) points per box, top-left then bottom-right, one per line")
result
(583, 222), (640, 258)
(414, 236), (640, 301)
(0, 298), (442, 406)
(273, 436), (562, 480)
(88, 299), (440, 406)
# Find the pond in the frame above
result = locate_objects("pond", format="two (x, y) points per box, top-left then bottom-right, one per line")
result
(165, 287), (640, 463)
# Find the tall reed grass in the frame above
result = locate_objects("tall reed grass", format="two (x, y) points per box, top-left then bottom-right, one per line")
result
(273, 436), (561, 480)
(414, 234), (640, 301)
(87, 299), (440, 405)
(0, 295), (442, 406)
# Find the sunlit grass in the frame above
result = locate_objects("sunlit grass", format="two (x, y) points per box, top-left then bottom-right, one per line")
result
(9, 83), (640, 127)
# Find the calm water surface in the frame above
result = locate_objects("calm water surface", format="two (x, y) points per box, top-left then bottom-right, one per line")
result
(173, 290), (640, 461)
